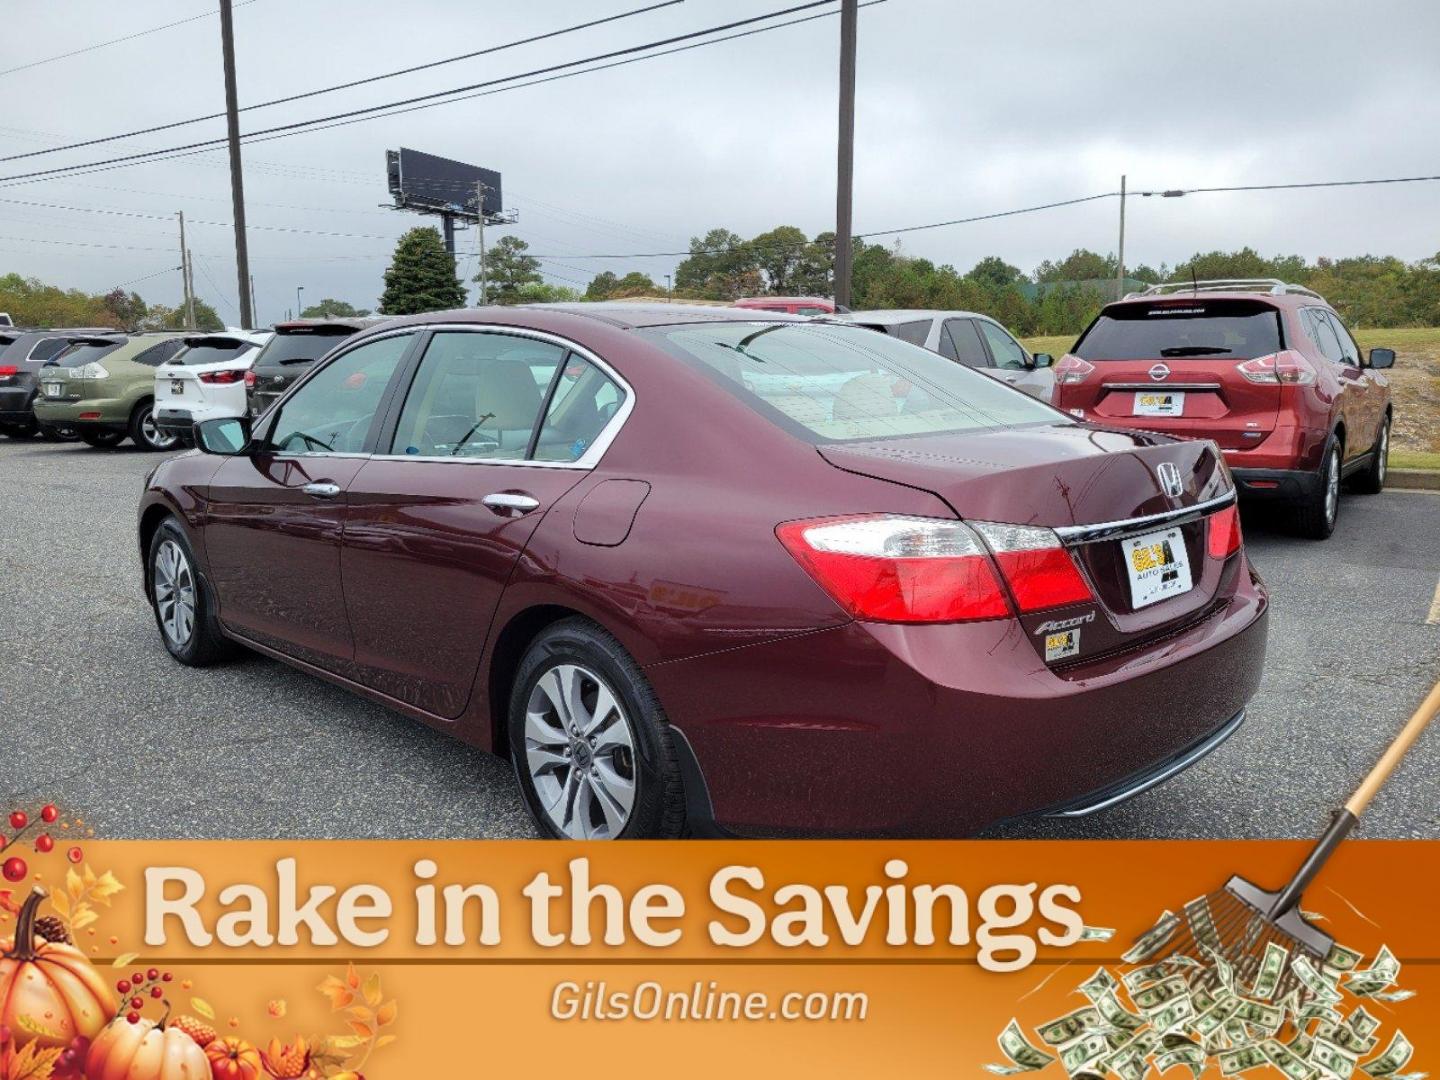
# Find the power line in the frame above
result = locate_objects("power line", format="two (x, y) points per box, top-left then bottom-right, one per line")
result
(0, 195), (397, 239)
(0, 1), (682, 163)
(1139, 174), (1440, 197)
(112, 266), (183, 290)
(0, 1), (259, 79)
(0, 1), (846, 185)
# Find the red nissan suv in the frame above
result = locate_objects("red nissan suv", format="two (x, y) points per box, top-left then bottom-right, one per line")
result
(1054, 280), (1395, 538)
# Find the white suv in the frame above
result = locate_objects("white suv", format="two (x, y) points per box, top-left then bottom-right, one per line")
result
(153, 330), (273, 442)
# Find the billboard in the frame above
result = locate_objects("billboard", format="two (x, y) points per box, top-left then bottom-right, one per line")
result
(386, 148), (502, 218)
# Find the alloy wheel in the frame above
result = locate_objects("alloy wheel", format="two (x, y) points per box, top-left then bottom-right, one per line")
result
(1324, 448), (1340, 526)
(140, 409), (178, 450)
(524, 663), (637, 839)
(153, 539), (196, 648)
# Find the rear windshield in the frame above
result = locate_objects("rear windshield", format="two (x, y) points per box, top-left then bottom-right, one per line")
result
(23, 338), (74, 364)
(167, 342), (251, 365)
(252, 328), (355, 370)
(1075, 299), (1283, 361)
(640, 322), (1061, 444)
(51, 341), (123, 367)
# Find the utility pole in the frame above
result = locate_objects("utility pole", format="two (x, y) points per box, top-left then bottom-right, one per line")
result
(1116, 174), (1127, 301)
(665, 273), (672, 302)
(296, 286), (304, 319)
(176, 212), (194, 330)
(250, 274), (258, 327)
(184, 249), (197, 330)
(832, 0), (858, 309)
(476, 180), (488, 306)
(219, 0), (254, 329)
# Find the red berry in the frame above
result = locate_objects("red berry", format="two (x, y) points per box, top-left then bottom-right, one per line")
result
(35, 834), (53, 853)
(126, 1012), (140, 1025)
(132, 972), (144, 985)
(130, 996), (143, 1010)
(161, 972), (173, 982)
(150, 986), (162, 999)
(8, 811), (26, 831)
(66, 846), (82, 864)
(40, 805), (58, 824)
(147, 968), (159, 981)
(1, 857), (26, 882)
(116, 980), (131, 994)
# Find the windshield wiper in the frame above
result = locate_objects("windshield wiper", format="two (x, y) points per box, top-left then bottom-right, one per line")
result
(1159, 346), (1233, 357)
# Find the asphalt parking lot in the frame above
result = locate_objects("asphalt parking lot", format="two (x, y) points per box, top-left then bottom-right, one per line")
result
(1, 438), (1437, 840)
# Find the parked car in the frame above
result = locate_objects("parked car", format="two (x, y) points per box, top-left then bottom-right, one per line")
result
(0, 328), (115, 440)
(0, 314), (13, 328)
(1053, 280), (1394, 539)
(246, 316), (389, 418)
(831, 309), (1055, 400)
(734, 296), (841, 316)
(140, 303), (1266, 839)
(34, 332), (189, 449)
(153, 330), (274, 443)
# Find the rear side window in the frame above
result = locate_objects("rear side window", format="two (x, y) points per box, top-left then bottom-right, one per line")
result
(532, 357), (627, 462)
(52, 341), (123, 367)
(252, 328), (355, 371)
(28, 338), (72, 364)
(939, 319), (989, 367)
(1074, 299), (1282, 361)
(885, 319), (931, 347)
(642, 322), (1060, 444)
(132, 340), (186, 367)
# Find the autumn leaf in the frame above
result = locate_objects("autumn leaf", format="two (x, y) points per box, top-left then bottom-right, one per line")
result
(45, 892), (66, 919)
(90, 870), (124, 905)
(191, 998), (216, 1020)
(375, 1000), (397, 1027)
(361, 972), (382, 1008)
(346, 1021), (373, 1041)
(375, 1033), (398, 1050)
(111, 952), (138, 968)
(70, 907), (98, 932)
(267, 999), (287, 1019)
(0, 891), (19, 917)
(3, 1040), (63, 1080)
(317, 976), (354, 1011)
(344, 963), (360, 990)
(344, 1006), (372, 1023)
(322, 1035), (366, 1053)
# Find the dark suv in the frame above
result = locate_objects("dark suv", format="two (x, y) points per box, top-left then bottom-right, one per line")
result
(1054, 280), (1394, 539)
(245, 316), (388, 417)
(0, 328), (114, 440)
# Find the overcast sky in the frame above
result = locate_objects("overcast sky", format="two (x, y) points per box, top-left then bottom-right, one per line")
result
(2, 0), (1438, 323)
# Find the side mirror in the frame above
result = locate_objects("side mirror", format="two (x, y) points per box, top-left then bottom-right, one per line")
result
(1368, 347), (1395, 370)
(193, 416), (251, 455)
(1032, 353), (1054, 369)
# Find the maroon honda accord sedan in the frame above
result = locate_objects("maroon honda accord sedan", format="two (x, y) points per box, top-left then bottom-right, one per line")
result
(137, 303), (1267, 838)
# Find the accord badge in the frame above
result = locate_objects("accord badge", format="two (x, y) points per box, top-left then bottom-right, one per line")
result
(1157, 461), (1184, 498)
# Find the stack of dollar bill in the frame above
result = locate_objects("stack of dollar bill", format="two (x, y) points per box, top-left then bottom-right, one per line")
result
(986, 910), (1422, 1080)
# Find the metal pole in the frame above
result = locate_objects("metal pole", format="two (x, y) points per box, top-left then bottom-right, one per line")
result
(832, 0), (858, 308)
(1116, 174), (1127, 301)
(665, 274), (672, 302)
(249, 274), (257, 326)
(177, 212), (194, 330)
(475, 182), (490, 306)
(218, 0), (253, 330)
(296, 286), (304, 318)
(184, 249), (197, 330)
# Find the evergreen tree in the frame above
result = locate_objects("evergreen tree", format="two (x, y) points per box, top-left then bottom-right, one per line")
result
(480, 235), (543, 304)
(379, 227), (465, 315)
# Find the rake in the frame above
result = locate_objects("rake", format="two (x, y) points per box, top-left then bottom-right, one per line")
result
(1133, 679), (1440, 1004)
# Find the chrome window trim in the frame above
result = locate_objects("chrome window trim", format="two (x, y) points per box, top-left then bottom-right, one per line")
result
(1053, 490), (1236, 545)
(1102, 382), (1223, 392)
(366, 323), (636, 471)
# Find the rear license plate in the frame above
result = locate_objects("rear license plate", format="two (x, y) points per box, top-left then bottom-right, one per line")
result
(1134, 391), (1184, 417)
(42, 383), (62, 398)
(171, 380), (185, 395)
(1122, 526), (1193, 608)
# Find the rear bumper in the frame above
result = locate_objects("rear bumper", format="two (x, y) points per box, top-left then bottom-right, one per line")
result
(154, 401), (240, 433)
(0, 387), (36, 420)
(649, 560), (1269, 837)
(1231, 466), (1321, 501)
(34, 396), (131, 425)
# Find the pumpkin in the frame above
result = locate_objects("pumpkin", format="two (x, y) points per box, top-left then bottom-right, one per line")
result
(86, 1012), (210, 1080)
(206, 1036), (265, 1080)
(0, 887), (115, 1049)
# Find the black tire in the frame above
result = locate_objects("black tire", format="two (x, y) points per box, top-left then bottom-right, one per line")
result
(508, 617), (685, 839)
(77, 428), (125, 448)
(129, 399), (180, 452)
(1, 419), (37, 439)
(1293, 438), (1341, 540)
(147, 518), (235, 666)
(1350, 414), (1390, 495)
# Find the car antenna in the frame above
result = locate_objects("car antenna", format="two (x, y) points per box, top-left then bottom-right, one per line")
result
(1190, 266), (1198, 294)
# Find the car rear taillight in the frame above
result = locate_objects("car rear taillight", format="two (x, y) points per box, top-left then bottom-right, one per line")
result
(1236, 350), (1315, 385)
(1053, 354), (1095, 385)
(199, 370), (244, 385)
(244, 370), (256, 388)
(0, 365), (17, 377)
(971, 522), (1094, 612)
(1206, 503), (1242, 559)
(776, 515), (1010, 623)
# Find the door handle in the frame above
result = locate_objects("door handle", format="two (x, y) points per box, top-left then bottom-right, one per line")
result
(302, 482), (341, 499)
(483, 492), (540, 516)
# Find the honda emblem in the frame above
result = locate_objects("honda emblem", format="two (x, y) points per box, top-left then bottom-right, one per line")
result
(1149, 363), (1170, 381)
(1157, 462), (1184, 498)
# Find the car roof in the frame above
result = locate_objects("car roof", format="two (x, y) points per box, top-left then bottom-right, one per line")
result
(831, 309), (985, 323)
(273, 316), (389, 333)
(735, 296), (832, 304)
(522, 302), (804, 328)
(181, 330), (273, 348)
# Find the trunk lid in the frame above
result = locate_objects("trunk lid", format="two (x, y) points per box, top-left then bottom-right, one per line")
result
(818, 423), (1238, 665)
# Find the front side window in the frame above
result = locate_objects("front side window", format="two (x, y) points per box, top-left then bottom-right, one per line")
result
(941, 319), (990, 368)
(269, 334), (411, 454)
(1303, 309), (1346, 365)
(642, 322), (1060, 444)
(977, 320), (1029, 370)
(1075, 299), (1282, 361)
(1322, 311), (1361, 366)
(389, 332), (564, 459)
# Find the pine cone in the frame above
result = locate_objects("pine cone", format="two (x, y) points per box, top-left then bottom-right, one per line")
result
(171, 1015), (217, 1048)
(33, 915), (70, 944)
